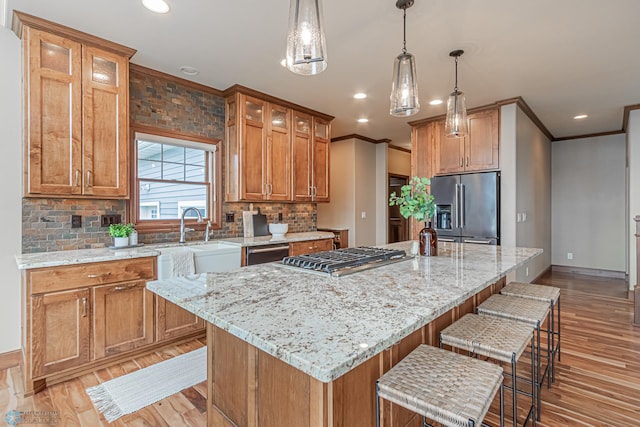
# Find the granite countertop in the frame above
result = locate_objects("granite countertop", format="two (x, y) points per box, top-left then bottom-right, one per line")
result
(146, 241), (542, 383)
(14, 231), (335, 269)
(216, 231), (334, 247)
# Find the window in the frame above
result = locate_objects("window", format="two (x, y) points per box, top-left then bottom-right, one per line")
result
(131, 129), (221, 232)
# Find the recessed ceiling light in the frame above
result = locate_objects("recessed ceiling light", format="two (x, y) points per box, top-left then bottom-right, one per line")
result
(280, 59), (287, 67)
(429, 99), (443, 106)
(573, 114), (588, 120)
(142, 0), (170, 14)
(353, 93), (367, 100)
(179, 66), (199, 76)
(357, 118), (369, 123)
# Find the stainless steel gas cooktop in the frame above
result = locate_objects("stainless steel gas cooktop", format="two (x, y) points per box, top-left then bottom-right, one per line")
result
(281, 246), (411, 277)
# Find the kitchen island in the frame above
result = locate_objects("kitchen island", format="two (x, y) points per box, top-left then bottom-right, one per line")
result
(147, 241), (542, 426)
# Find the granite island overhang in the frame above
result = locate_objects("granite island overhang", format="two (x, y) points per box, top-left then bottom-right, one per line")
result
(146, 241), (542, 426)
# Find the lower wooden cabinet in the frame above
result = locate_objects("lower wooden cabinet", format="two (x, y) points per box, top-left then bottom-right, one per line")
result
(288, 238), (333, 257)
(22, 255), (205, 395)
(31, 288), (91, 378)
(156, 298), (205, 341)
(92, 281), (154, 358)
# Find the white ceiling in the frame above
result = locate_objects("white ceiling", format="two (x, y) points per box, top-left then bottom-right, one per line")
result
(7, 0), (640, 149)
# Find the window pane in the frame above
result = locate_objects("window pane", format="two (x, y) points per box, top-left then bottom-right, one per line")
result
(40, 41), (70, 74)
(186, 164), (205, 181)
(92, 56), (117, 85)
(139, 180), (207, 220)
(163, 145), (184, 163)
(185, 148), (205, 166)
(138, 141), (162, 161)
(163, 162), (184, 180)
(138, 159), (161, 179)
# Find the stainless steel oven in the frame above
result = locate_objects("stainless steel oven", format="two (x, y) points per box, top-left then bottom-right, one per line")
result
(245, 243), (290, 265)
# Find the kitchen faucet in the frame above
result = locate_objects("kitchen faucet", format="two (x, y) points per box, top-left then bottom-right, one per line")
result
(179, 207), (203, 244)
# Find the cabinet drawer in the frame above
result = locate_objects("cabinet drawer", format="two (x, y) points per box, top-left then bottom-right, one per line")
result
(289, 239), (333, 257)
(29, 257), (156, 294)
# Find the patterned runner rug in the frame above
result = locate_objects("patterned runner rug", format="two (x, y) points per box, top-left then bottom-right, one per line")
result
(86, 347), (206, 422)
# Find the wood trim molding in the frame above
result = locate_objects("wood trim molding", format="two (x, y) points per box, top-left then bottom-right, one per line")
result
(551, 265), (626, 280)
(330, 134), (390, 144)
(388, 145), (411, 153)
(408, 103), (500, 127)
(0, 349), (21, 371)
(223, 84), (334, 121)
(130, 64), (225, 97)
(623, 104), (640, 132)
(12, 10), (136, 58)
(553, 130), (625, 142)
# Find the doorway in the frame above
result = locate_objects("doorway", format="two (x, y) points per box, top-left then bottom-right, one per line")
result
(388, 174), (409, 243)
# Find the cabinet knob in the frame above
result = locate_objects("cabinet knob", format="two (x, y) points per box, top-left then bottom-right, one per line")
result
(81, 297), (87, 317)
(75, 170), (81, 187)
(87, 272), (111, 279)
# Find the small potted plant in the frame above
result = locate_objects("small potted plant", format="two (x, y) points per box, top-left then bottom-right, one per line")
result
(109, 223), (134, 247)
(389, 176), (438, 256)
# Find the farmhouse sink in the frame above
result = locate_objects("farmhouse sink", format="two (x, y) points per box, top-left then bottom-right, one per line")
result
(157, 242), (241, 279)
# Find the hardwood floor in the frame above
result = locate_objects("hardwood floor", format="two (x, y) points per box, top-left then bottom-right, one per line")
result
(1, 271), (638, 426)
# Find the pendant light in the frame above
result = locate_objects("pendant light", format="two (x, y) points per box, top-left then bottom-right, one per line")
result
(389, 0), (420, 117)
(445, 49), (468, 137)
(286, 0), (328, 75)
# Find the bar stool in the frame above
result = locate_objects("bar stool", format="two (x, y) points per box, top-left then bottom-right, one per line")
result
(477, 294), (551, 420)
(376, 344), (504, 427)
(500, 282), (561, 385)
(440, 314), (536, 427)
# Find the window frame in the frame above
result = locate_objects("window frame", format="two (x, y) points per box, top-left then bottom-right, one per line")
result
(129, 125), (222, 233)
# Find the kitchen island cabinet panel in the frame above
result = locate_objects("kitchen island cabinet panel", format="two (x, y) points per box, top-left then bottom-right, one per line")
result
(31, 288), (90, 378)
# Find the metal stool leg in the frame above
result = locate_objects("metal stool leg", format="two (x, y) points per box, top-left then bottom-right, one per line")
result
(375, 382), (380, 427)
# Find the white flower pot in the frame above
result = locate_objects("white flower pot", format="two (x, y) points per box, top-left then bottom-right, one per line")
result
(113, 237), (129, 247)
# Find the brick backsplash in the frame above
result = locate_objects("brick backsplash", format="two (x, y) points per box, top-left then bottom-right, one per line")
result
(22, 198), (127, 253)
(21, 67), (318, 253)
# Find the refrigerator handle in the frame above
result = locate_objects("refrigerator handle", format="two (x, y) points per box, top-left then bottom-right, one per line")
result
(460, 184), (466, 228)
(454, 184), (460, 228)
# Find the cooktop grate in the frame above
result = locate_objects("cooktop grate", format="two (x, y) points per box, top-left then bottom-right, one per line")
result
(281, 246), (408, 276)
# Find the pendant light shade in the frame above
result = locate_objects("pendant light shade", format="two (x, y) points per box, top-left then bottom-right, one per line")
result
(286, 0), (328, 75)
(445, 50), (468, 137)
(390, 0), (420, 117)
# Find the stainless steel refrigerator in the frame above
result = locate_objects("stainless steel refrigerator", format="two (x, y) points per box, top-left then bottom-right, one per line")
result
(430, 171), (500, 245)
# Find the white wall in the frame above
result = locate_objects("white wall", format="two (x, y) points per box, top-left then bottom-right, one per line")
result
(0, 26), (23, 354)
(375, 144), (387, 245)
(317, 138), (387, 247)
(514, 107), (552, 281)
(317, 139), (356, 246)
(628, 110), (640, 290)
(552, 134), (626, 272)
(500, 103), (552, 283)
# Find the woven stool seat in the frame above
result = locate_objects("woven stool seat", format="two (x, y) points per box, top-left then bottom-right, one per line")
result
(440, 314), (533, 363)
(376, 345), (503, 427)
(501, 282), (560, 304)
(477, 294), (550, 326)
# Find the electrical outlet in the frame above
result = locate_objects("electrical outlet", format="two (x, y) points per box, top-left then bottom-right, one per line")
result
(71, 215), (81, 228)
(567, 252), (573, 260)
(361, 211), (367, 219)
(225, 212), (235, 223)
(100, 214), (122, 227)
(278, 212), (283, 222)
(516, 213), (522, 223)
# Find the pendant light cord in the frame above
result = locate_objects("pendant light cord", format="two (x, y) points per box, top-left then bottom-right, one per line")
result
(454, 56), (459, 91)
(402, 8), (407, 54)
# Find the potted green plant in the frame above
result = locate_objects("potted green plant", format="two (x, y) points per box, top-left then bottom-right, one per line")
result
(389, 176), (438, 256)
(109, 223), (134, 247)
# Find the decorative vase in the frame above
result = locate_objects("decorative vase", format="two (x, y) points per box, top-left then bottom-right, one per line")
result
(113, 236), (129, 247)
(418, 221), (438, 256)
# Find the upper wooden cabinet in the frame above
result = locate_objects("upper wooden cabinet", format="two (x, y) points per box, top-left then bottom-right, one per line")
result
(13, 12), (136, 198)
(292, 113), (331, 202)
(224, 85), (333, 203)
(226, 93), (291, 201)
(433, 109), (499, 175)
